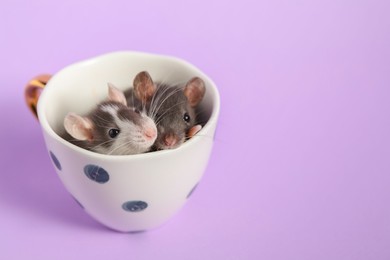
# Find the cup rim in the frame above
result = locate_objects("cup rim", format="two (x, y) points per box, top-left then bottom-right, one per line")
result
(37, 50), (220, 160)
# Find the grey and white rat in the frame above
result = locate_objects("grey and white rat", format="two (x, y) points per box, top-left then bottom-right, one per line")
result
(124, 71), (205, 151)
(63, 83), (157, 155)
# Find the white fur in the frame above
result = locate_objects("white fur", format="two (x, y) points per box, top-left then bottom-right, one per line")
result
(96, 105), (157, 155)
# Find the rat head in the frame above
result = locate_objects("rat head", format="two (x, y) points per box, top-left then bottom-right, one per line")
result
(64, 84), (157, 155)
(133, 71), (205, 150)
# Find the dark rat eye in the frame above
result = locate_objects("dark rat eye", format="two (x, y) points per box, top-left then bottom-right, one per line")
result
(183, 113), (191, 123)
(108, 129), (120, 138)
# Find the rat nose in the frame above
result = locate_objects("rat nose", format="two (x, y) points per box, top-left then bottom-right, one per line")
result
(163, 134), (178, 147)
(143, 128), (157, 140)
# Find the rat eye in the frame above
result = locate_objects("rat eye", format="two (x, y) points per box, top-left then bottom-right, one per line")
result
(183, 113), (191, 123)
(108, 129), (120, 138)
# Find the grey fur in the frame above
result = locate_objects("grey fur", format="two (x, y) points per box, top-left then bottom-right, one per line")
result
(62, 100), (157, 155)
(125, 84), (197, 151)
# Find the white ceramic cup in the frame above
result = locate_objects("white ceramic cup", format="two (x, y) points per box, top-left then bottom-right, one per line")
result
(25, 51), (220, 232)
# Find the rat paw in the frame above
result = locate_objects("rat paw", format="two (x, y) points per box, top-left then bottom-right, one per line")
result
(187, 125), (202, 139)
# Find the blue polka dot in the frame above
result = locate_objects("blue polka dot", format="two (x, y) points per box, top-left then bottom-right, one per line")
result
(122, 201), (148, 212)
(187, 183), (199, 199)
(84, 164), (109, 183)
(49, 151), (61, 171)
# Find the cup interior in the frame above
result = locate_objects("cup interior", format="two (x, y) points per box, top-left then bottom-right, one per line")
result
(38, 51), (220, 154)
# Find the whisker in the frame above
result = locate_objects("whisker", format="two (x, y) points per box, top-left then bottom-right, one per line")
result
(107, 138), (136, 155)
(149, 84), (175, 119)
(151, 86), (184, 119)
(89, 139), (116, 151)
(153, 101), (188, 125)
(93, 113), (116, 126)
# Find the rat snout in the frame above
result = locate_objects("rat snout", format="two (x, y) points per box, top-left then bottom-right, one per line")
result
(163, 133), (178, 148)
(143, 127), (157, 141)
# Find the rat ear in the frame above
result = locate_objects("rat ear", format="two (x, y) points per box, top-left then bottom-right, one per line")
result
(107, 83), (127, 106)
(184, 77), (206, 107)
(64, 113), (94, 141)
(133, 71), (156, 103)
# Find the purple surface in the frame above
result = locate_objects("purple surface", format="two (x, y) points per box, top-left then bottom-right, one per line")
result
(1, 0), (389, 259)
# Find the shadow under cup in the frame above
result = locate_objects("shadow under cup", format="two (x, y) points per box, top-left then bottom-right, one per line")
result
(36, 52), (220, 232)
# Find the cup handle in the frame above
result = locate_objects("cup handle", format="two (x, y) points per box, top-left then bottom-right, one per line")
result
(24, 74), (52, 120)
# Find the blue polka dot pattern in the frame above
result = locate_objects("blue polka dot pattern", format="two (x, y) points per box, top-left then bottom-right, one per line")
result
(49, 151), (62, 171)
(84, 164), (109, 183)
(187, 183), (199, 199)
(122, 201), (148, 212)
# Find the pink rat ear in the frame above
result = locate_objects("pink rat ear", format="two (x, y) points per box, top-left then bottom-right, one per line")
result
(184, 77), (206, 107)
(133, 71), (156, 103)
(64, 113), (94, 141)
(107, 83), (127, 106)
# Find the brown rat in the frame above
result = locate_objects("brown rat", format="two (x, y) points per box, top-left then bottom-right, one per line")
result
(124, 71), (205, 151)
(63, 83), (157, 155)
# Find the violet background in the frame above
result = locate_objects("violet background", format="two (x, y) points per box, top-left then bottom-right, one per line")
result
(0, 0), (389, 259)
